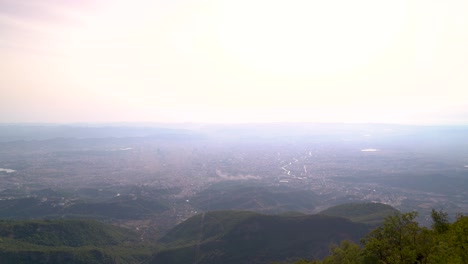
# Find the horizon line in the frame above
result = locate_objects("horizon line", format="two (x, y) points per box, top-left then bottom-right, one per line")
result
(1, 121), (467, 127)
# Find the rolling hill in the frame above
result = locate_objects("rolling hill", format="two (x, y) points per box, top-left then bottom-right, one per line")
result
(151, 210), (371, 264)
(0, 219), (150, 264)
(0, 195), (168, 220)
(190, 182), (318, 213)
(319, 202), (399, 225)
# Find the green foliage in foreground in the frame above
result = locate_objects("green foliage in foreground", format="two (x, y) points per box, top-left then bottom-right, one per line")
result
(294, 209), (468, 264)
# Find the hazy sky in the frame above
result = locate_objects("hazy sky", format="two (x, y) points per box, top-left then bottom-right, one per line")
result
(1, 0), (467, 124)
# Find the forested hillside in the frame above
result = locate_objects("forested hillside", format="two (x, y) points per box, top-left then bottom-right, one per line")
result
(151, 211), (370, 264)
(0, 219), (152, 264)
(293, 210), (468, 264)
(319, 203), (399, 225)
(0, 205), (466, 264)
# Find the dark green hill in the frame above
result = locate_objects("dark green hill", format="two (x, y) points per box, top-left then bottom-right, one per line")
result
(151, 211), (370, 264)
(319, 202), (399, 225)
(0, 195), (168, 220)
(160, 211), (258, 247)
(190, 182), (318, 213)
(0, 197), (60, 219)
(0, 219), (150, 264)
(0, 219), (135, 247)
(0, 248), (118, 264)
(65, 196), (168, 219)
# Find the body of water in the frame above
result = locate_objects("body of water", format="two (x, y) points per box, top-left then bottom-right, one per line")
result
(361, 149), (379, 152)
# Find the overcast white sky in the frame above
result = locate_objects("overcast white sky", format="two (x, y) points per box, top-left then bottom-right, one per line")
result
(1, 0), (467, 124)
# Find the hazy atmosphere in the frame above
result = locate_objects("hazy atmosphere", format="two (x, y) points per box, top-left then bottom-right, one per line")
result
(1, 2), (468, 263)
(1, 0), (467, 124)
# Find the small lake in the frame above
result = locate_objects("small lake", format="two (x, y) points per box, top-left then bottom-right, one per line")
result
(0, 168), (16, 173)
(361, 149), (379, 152)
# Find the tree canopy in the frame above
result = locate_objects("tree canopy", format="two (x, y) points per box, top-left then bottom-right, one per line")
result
(295, 210), (468, 264)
